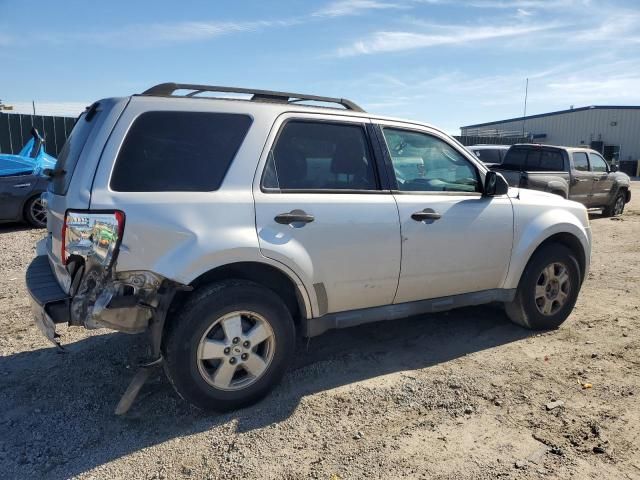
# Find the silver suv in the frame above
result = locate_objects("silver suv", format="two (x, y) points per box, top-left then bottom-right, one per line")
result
(26, 83), (592, 413)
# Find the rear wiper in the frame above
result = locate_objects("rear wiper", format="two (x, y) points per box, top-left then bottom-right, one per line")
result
(42, 168), (66, 178)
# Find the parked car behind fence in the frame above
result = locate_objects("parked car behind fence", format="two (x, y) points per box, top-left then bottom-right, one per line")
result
(0, 128), (56, 227)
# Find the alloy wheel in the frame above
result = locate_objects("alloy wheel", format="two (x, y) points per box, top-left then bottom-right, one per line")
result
(614, 195), (625, 216)
(534, 262), (571, 316)
(196, 311), (275, 391)
(30, 198), (47, 227)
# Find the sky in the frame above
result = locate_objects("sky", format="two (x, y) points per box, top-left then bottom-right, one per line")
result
(1, 0), (640, 134)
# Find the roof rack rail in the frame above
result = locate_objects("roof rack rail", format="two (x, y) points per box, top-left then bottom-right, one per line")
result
(141, 83), (365, 112)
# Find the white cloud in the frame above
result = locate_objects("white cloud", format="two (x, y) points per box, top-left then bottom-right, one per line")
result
(335, 23), (559, 56)
(34, 18), (303, 48)
(314, 0), (408, 17)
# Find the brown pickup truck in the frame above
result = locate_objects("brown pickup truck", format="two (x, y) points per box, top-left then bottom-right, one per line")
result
(492, 144), (631, 216)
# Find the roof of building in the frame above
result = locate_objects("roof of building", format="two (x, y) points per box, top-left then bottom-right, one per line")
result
(461, 105), (640, 129)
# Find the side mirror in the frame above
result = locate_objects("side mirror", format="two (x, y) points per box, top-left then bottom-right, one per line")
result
(484, 171), (509, 196)
(609, 164), (618, 172)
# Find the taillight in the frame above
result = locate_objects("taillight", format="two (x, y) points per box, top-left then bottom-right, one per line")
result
(62, 210), (125, 267)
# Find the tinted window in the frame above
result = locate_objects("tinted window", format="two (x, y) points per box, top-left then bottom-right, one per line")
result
(537, 150), (564, 171)
(589, 153), (608, 172)
(502, 148), (527, 170)
(111, 111), (251, 192)
(382, 128), (479, 193)
(263, 121), (378, 191)
(50, 109), (97, 195)
(473, 148), (501, 164)
(572, 152), (589, 171)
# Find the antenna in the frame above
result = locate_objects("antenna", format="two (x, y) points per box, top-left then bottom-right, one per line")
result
(521, 78), (529, 137)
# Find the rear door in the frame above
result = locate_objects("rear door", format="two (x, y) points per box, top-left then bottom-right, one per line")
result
(376, 122), (513, 303)
(569, 152), (595, 206)
(253, 114), (401, 316)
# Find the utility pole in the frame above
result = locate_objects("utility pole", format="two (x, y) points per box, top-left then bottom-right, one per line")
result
(32, 100), (36, 115)
(522, 78), (529, 137)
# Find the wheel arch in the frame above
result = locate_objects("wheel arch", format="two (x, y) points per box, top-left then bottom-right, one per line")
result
(168, 261), (314, 329)
(505, 214), (590, 290)
(530, 232), (586, 283)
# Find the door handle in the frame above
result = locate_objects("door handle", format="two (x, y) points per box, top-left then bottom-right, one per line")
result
(411, 210), (442, 222)
(274, 210), (315, 225)
(13, 183), (32, 188)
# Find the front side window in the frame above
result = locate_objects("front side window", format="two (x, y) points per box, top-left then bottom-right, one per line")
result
(263, 121), (378, 191)
(589, 153), (608, 173)
(572, 152), (589, 171)
(111, 111), (252, 192)
(382, 128), (480, 193)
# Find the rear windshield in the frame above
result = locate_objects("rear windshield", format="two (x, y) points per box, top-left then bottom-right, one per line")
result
(110, 111), (252, 192)
(50, 106), (98, 195)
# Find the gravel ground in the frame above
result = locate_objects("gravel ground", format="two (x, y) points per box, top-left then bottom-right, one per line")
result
(1, 183), (639, 480)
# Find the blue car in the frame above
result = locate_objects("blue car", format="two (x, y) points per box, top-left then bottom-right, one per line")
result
(0, 128), (57, 227)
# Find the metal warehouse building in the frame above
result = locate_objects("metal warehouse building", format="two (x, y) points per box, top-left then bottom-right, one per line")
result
(461, 106), (640, 175)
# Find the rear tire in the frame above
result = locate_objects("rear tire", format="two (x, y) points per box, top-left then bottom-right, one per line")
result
(163, 280), (295, 411)
(505, 243), (581, 330)
(602, 191), (625, 217)
(24, 195), (47, 228)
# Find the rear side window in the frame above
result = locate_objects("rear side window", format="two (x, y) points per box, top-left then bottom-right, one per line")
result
(502, 148), (527, 170)
(262, 120), (378, 191)
(111, 111), (251, 192)
(50, 107), (97, 195)
(535, 150), (564, 171)
(572, 152), (589, 171)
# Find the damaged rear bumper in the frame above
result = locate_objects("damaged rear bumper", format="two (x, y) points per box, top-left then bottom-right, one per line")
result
(26, 255), (166, 341)
(26, 255), (70, 346)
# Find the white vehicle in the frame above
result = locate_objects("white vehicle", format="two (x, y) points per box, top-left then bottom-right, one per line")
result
(26, 83), (591, 413)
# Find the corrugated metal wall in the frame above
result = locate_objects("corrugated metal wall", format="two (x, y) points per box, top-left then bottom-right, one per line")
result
(454, 135), (529, 146)
(461, 108), (640, 161)
(0, 113), (76, 157)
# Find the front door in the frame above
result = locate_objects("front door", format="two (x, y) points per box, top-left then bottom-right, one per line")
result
(588, 152), (614, 207)
(253, 116), (401, 315)
(569, 151), (596, 206)
(0, 174), (37, 221)
(376, 124), (514, 304)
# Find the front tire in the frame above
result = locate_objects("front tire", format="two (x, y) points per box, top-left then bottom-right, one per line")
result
(603, 191), (625, 217)
(505, 243), (581, 330)
(24, 195), (47, 228)
(163, 280), (295, 411)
